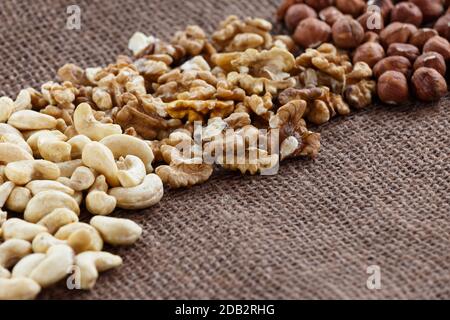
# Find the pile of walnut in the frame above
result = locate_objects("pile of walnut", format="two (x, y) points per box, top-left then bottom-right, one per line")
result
(3, 8), (439, 299)
(278, 0), (449, 105)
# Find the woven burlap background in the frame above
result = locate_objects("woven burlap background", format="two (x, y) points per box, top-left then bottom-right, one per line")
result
(1, 0), (450, 300)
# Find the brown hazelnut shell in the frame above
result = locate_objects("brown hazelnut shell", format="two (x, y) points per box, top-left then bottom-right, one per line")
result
(413, 52), (447, 76)
(373, 55), (412, 78)
(412, 67), (448, 102)
(377, 71), (409, 105)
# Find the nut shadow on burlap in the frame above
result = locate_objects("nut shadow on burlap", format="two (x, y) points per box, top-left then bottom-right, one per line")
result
(1, 0), (449, 299)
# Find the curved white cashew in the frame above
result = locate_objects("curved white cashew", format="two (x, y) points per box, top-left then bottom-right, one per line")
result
(75, 251), (122, 290)
(29, 244), (74, 288)
(55, 222), (103, 253)
(8, 110), (57, 130)
(13, 89), (32, 112)
(26, 180), (75, 196)
(90, 216), (142, 246)
(74, 103), (122, 141)
(6, 186), (32, 213)
(117, 155), (146, 187)
(85, 175), (116, 216)
(56, 159), (83, 178)
(24, 190), (80, 223)
(2, 218), (47, 241)
(0, 143), (34, 164)
(5, 160), (60, 185)
(82, 142), (120, 187)
(27, 130), (70, 162)
(57, 166), (95, 191)
(0, 239), (32, 268)
(108, 174), (164, 210)
(12, 253), (46, 278)
(100, 134), (154, 173)
(0, 278), (41, 300)
(0, 133), (33, 155)
(67, 135), (92, 159)
(37, 208), (79, 234)
(0, 123), (23, 137)
(0, 97), (14, 123)
(32, 232), (66, 253)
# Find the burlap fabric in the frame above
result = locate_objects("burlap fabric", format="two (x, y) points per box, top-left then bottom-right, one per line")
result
(1, 0), (449, 300)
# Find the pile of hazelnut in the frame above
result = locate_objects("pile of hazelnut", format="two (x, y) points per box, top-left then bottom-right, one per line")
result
(278, 0), (450, 105)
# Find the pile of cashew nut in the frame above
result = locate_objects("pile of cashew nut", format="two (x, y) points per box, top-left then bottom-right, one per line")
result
(0, 99), (164, 299)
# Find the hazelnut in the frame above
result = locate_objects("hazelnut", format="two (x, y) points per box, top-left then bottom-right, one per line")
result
(410, 0), (444, 22)
(363, 31), (381, 43)
(434, 14), (450, 41)
(332, 17), (365, 49)
(304, 0), (334, 11)
(336, 0), (366, 18)
(293, 17), (331, 48)
(413, 52), (447, 76)
(367, 0), (394, 20)
(377, 71), (409, 105)
(391, 2), (423, 27)
(373, 56), (412, 78)
(357, 11), (384, 33)
(412, 67), (448, 102)
(380, 22), (417, 48)
(423, 36), (450, 60)
(277, 0), (301, 21)
(285, 4), (317, 31)
(409, 28), (439, 50)
(319, 6), (344, 26)
(386, 43), (420, 63)
(353, 42), (386, 67)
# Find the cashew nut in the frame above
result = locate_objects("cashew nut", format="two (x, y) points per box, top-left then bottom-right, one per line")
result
(5, 187), (32, 213)
(24, 190), (80, 223)
(39, 138), (71, 163)
(8, 110), (57, 130)
(67, 135), (92, 159)
(0, 181), (15, 208)
(5, 160), (60, 185)
(0, 143), (34, 164)
(0, 97), (14, 123)
(85, 175), (116, 216)
(29, 244), (74, 288)
(56, 159), (83, 178)
(12, 253), (45, 278)
(0, 278), (41, 300)
(100, 134), (154, 173)
(90, 216), (142, 246)
(31, 232), (65, 253)
(2, 218), (47, 241)
(27, 130), (71, 162)
(57, 166), (95, 191)
(37, 208), (79, 234)
(26, 180), (74, 196)
(82, 142), (120, 187)
(55, 222), (103, 253)
(13, 89), (32, 112)
(117, 155), (146, 188)
(75, 251), (122, 290)
(0, 133), (33, 154)
(0, 123), (23, 137)
(74, 103), (122, 141)
(108, 174), (163, 209)
(0, 239), (32, 268)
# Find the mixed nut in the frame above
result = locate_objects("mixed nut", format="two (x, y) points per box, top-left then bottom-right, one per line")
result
(0, 0), (449, 300)
(279, 0), (449, 105)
